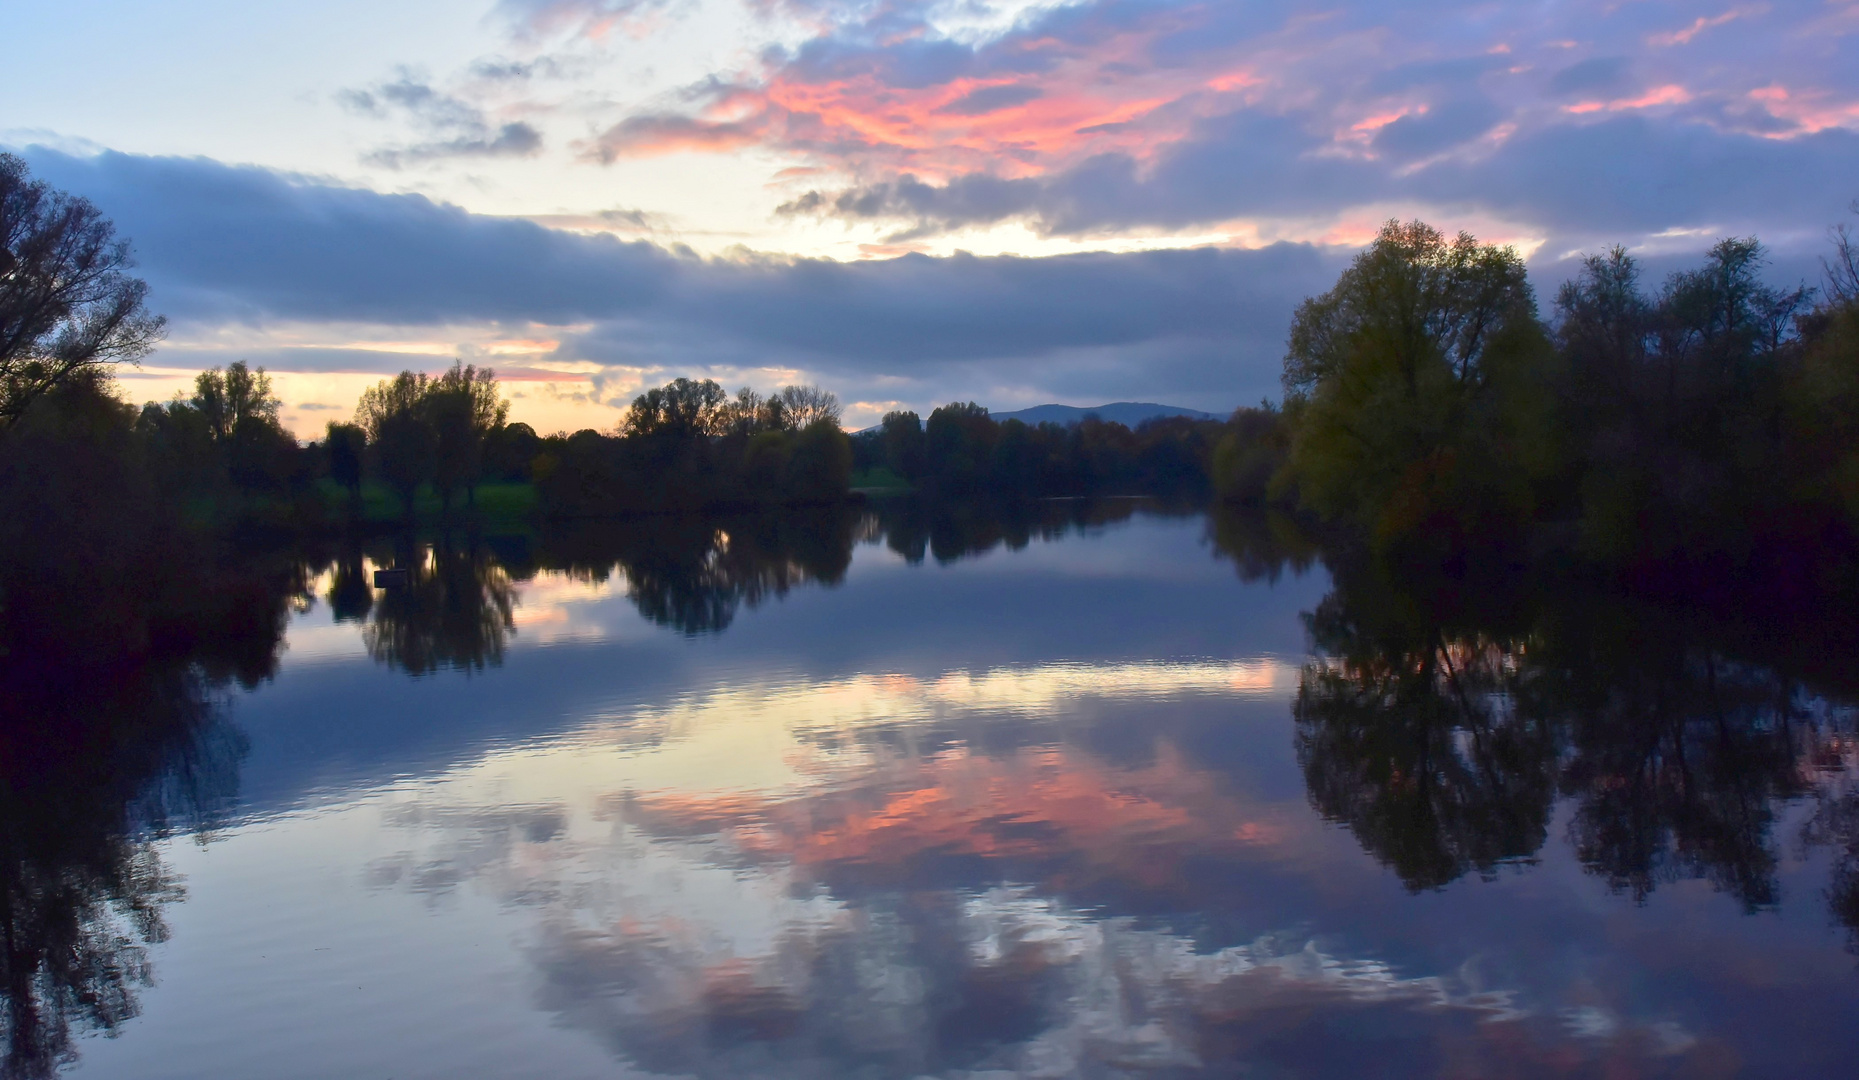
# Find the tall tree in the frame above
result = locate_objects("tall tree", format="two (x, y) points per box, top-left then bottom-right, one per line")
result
(878, 410), (926, 480)
(0, 153), (166, 428)
(1278, 220), (1553, 543)
(190, 361), (279, 443)
(325, 421), (366, 512)
(426, 361), (508, 510)
(622, 377), (729, 439)
(356, 371), (436, 519)
(775, 384), (841, 429)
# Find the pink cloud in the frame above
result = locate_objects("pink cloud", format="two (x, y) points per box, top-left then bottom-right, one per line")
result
(1565, 84), (1693, 114)
(1648, 6), (1763, 47)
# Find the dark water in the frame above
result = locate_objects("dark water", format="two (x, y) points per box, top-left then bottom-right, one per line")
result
(7, 503), (1859, 1078)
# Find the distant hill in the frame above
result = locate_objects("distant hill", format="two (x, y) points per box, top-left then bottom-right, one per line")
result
(989, 402), (1221, 427)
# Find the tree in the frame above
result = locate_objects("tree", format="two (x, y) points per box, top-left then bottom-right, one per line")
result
(325, 421), (366, 510)
(775, 384), (840, 429)
(786, 419), (853, 501)
(0, 153), (166, 429)
(356, 371), (436, 518)
(925, 402), (994, 494)
(1278, 220), (1553, 544)
(426, 361), (508, 510)
(879, 411), (927, 480)
(190, 362), (279, 443)
(484, 421), (540, 481)
(622, 377), (729, 439)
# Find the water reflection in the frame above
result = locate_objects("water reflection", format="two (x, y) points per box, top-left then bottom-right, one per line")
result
(359, 539), (517, 675)
(331, 500), (1161, 666)
(539, 511), (857, 636)
(13, 502), (1859, 1077)
(1268, 524), (1859, 934)
(357, 663), (1725, 1078)
(0, 549), (298, 1079)
(877, 495), (1188, 566)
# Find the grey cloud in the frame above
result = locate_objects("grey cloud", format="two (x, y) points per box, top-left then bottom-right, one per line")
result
(17, 149), (676, 325)
(16, 147), (1338, 413)
(1548, 56), (1632, 98)
(493, 0), (678, 39)
(1368, 55), (1511, 94)
(469, 57), (565, 81)
(366, 122), (544, 168)
(342, 72), (545, 168)
(1371, 97), (1503, 160)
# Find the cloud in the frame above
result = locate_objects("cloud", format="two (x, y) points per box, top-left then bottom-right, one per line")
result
(17, 147), (1339, 412)
(572, 0), (1855, 247)
(1548, 57), (1633, 98)
(341, 71), (546, 167)
(1370, 97), (1504, 160)
(18, 136), (1842, 424)
(935, 83), (1045, 116)
(1648, 7), (1760, 47)
(781, 109), (1859, 244)
(493, 0), (682, 41)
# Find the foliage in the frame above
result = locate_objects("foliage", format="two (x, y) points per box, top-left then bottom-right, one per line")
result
(532, 378), (853, 517)
(0, 153), (165, 428)
(1276, 220), (1554, 550)
(853, 404), (1226, 500)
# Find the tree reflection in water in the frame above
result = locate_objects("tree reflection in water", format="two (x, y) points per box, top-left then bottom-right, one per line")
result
(342, 501), (1177, 665)
(542, 510), (858, 636)
(360, 536), (517, 675)
(0, 548), (303, 1078)
(1212, 505), (1859, 934)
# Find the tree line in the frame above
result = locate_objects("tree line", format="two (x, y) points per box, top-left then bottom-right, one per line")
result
(851, 403), (1225, 499)
(1211, 215), (1859, 603)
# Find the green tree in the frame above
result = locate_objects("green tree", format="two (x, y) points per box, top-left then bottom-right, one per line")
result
(1278, 220), (1555, 547)
(0, 154), (166, 429)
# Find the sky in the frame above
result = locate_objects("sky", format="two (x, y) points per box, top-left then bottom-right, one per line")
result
(6, 0), (1858, 435)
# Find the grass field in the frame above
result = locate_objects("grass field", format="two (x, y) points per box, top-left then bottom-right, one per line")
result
(317, 479), (539, 524)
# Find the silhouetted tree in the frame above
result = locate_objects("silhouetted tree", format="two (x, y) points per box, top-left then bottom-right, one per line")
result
(623, 377), (729, 439)
(879, 410), (927, 481)
(190, 362), (277, 443)
(356, 371), (436, 519)
(774, 384), (841, 429)
(0, 154), (165, 429)
(325, 421), (365, 511)
(427, 360), (508, 510)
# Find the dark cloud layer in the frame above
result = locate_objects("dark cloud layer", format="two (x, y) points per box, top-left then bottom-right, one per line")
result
(19, 148), (1342, 410)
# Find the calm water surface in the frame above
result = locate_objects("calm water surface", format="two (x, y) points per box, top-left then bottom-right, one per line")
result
(23, 506), (1859, 1078)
